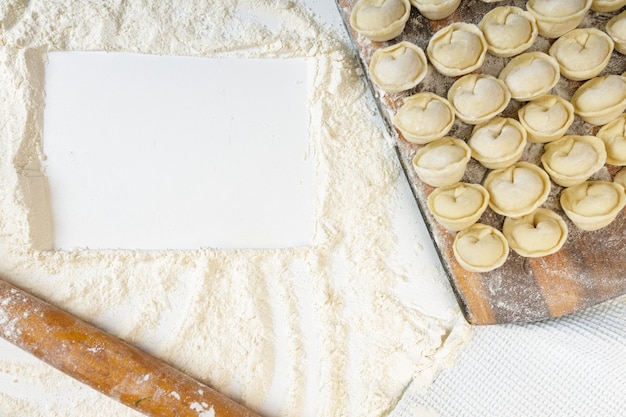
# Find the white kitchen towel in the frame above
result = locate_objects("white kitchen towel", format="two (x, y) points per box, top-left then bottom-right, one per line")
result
(390, 296), (626, 417)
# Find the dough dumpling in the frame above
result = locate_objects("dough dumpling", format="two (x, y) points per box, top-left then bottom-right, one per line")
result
(548, 28), (614, 81)
(478, 6), (538, 57)
(560, 181), (626, 231)
(518, 95), (575, 143)
(410, 0), (461, 20)
(453, 223), (509, 272)
(571, 75), (626, 125)
(427, 22), (488, 77)
(393, 92), (455, 144)
(468, 117), (527, 169)
(412, 137), (471, 187)
(350, 0), (411, 42)
(484, 161), (551, 217)
(447, 74), (511, 125)
(592, 0), (626, 12)
(498, 52), (560, 101)
(606, 10), (626, 54)
(427, 182), (490, 231)
(369, 41), (428, 93)
(526, 0), (592, 38)
(541, 135), (607, 187)
(503, 208), (568, 257)
(596, 114), (626, 166)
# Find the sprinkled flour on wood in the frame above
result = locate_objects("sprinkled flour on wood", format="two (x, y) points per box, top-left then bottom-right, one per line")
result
(0, 1), (470, 416)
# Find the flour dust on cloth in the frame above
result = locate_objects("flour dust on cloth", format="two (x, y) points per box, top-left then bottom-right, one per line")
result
(391, 295), (626, 417)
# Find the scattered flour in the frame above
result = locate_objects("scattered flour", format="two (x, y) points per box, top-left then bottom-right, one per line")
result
(0, 0), (471, 416)
(190, 402), (215, 417)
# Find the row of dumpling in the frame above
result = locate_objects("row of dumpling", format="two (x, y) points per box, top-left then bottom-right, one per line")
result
(409, 101), (626, 271)
(392, 69), (626, 155)
(450, 166), (623, 272)
(414, 130), (626, 271)
(450, 171), (626, 272)
(350, 0), (626, 45)
(399, 82), (626, 168)
(366, 5), (626, 95)
(404, 84), (626, 271)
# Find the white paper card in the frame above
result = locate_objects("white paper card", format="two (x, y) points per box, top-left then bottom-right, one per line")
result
(43, 52), (313, 250)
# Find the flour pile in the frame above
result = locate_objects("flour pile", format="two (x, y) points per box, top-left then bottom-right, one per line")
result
(0, 1), (470, 416)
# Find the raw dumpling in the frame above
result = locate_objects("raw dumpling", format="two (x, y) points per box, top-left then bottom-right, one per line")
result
(350, 0), (411, 42)
(412, 137), (471, 187)
(571, 75), (626, 125)
(615, 168), (626, 189)
(484, 161), (551, 217)
(591, 0), (626, 12)
(560, 181), (626, 231)
(468, 117), (527, 169)
(503, 208), (568, 257)
(518, 95), (575, 143)
(498, 52), (560, 101)
(427, 22), (488, 77)
(540, 135), (607, 187)
(596, 114), (626, 166)
(393, 92), (455, 144)
(453, 223), (509, 272)
(478, 6), (538, 57)
(427, 182), (490, 231)
(447, 74), (511, 125)
(606, 10), (626, 55)
(526, 0), (592, 38)
(410, 0), (461, 20)
(369, 41), (428, 93)
(548, 28), (614, 81)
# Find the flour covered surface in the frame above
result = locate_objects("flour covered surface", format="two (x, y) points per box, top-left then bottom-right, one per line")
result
(0, 0), (470, 416)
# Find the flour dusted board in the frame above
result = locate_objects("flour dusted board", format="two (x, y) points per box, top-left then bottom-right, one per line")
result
(336, 0), (626, 324)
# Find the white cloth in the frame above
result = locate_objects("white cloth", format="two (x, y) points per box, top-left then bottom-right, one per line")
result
(391, 296), (626, 417)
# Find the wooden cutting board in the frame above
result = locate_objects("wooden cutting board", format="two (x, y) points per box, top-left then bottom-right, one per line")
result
(335, 0), (626, 325)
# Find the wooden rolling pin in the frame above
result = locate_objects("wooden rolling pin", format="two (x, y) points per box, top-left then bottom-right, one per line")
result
(0, 278), (260, 417)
